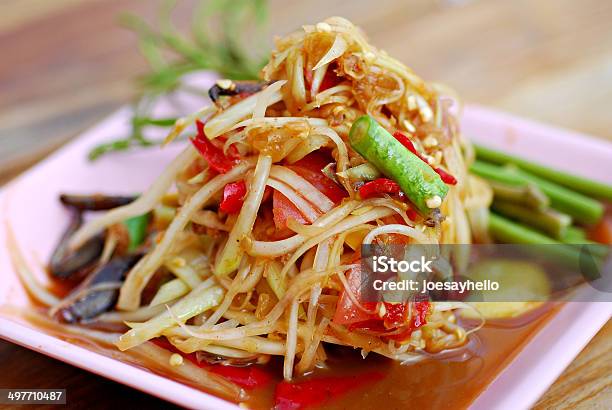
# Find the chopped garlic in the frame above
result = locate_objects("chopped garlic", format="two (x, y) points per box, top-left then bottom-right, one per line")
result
(316, 22), (332, 32)
(170, 257), (186, 268)
(423, 135), (438, 148)
(402, 119), (416, 133)
(169, 353), (184, 367)
(187, 171), (206, 185)
(407, 95), (417, 111)
(216, 79), (234, 90)
(426, 195), (442, 209)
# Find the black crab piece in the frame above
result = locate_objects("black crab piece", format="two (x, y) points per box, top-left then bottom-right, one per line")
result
(60, 194), (136, 211)
(208, 80), (268, 103)
(49, 212), (105, 279)
(55, 254), (142, 323)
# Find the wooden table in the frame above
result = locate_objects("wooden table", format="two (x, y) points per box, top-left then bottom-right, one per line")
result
(0, 0), (610, 408)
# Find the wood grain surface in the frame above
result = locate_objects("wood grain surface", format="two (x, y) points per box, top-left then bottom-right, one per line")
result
(0, 0), (610, 408)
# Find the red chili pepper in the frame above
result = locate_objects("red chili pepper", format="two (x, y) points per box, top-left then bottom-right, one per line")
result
(345, 300), (430, 342)
(392, 131), (420, 157)
(318, 68), (341, 92)
(434, 167), (458, 185)
(274, 372), (385, 410)
(291, 152), (347, 203)
(382, 302), (409, 329)
(412, 300), (430, 328)
(358, 178), (401, 199)
(406, 207), (418, 221)
(151, 338), (271, 390)
(219, 181), (247, 214)
(386, 301), (430, 342)
(288, 166), (347, 203)
(209, 365), (271, 390)
(191, 120), (239, 173)
(392, 131), (457, 186)
(303, 63), (341, 93)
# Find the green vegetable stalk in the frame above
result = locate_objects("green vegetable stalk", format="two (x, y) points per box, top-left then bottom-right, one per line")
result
(474, 144), (612, 200)
(488, 180), (549, 210)
(561, 226), (587, 243)
(124, 213), (150, 251)
(488, 213), (604, 279)
(511, 167), (604, 225)
(339, 163), (382, 183)
(349, 115), (448, 213)
(471, 160), (604, 225)
(491, 200), (571, 239)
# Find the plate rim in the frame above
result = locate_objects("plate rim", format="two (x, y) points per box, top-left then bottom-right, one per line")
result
(0, 102), (610, 409)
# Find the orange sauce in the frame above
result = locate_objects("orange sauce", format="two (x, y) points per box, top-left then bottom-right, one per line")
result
(18, 279), (561, 409)
(242, 304), (559, 409)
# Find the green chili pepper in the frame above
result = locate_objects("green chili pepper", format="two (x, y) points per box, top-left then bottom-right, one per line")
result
(124, 213), (150, 251)
(349, 115), (448, 213)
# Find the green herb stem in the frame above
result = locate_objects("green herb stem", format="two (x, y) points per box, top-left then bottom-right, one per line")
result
(88, 0), (268, 160)
(124, 213), (150, 251)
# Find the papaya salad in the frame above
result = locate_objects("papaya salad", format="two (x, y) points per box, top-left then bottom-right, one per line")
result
(21, 16), (611, 408)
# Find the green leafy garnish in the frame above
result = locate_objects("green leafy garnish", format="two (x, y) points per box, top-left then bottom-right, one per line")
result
(89, 0), (269, 161)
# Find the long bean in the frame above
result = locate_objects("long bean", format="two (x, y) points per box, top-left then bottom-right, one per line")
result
(471, 161), (604, 225)
(474, 144), (612, 200)
(488, 180), (549, 210)
(492, 200), (571, 239)
(349, 115), (448, 213)
(488, 213), (603, 279)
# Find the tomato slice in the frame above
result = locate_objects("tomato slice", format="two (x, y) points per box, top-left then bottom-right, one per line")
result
(292, 152), (332, 173)
(273, 190), (309, 231)
(332, 265), (376, 325)
(590, 213), (612, 244)
(332, 265), (430, 342)
(303, 63), (341, 94)
(291, 152), (347, 203)
(272, 152), (347, 232)
(288, 166), (347, 204)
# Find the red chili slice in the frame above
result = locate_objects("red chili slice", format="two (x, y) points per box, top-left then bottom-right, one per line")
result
(274, 372), (385, 410)
(358, 178), (401, 199)
(303, 63), (341, 93)
(434, 167), (458, 185)
(288, 166), (347, 203)
(382, 302), (409, 329)
(219, 181), (247, 214)
(190, 120), (239, 174)
(385, 301), (430, 342)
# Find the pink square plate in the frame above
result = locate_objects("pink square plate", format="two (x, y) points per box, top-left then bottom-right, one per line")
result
(1, 75), (610, 409)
